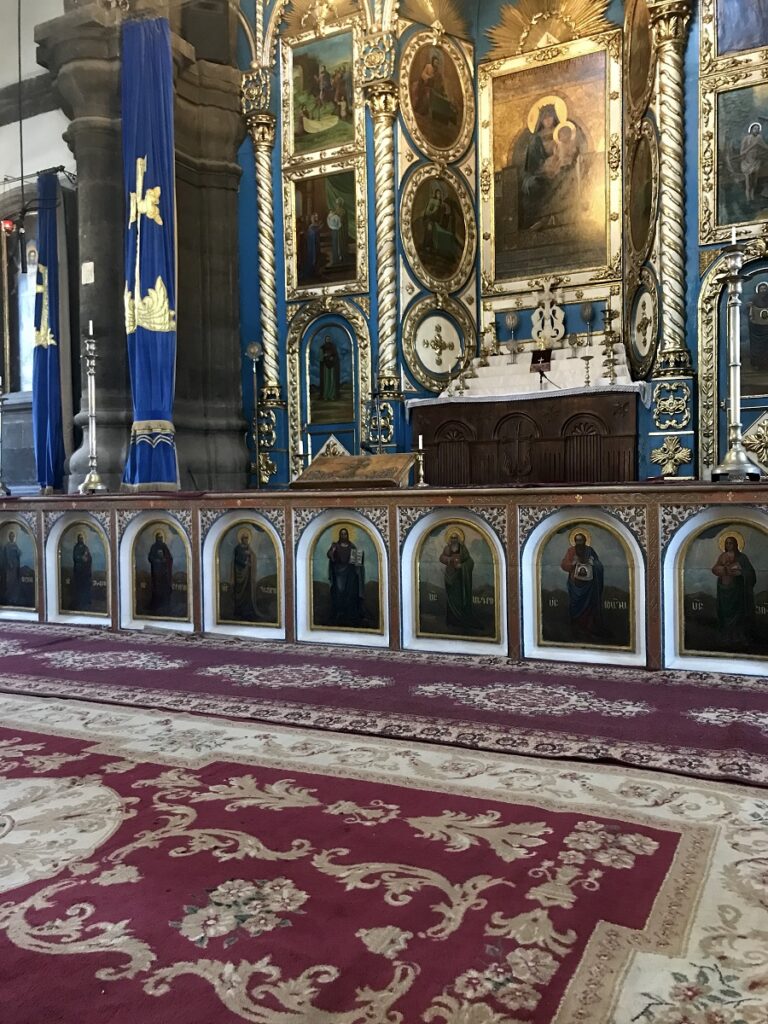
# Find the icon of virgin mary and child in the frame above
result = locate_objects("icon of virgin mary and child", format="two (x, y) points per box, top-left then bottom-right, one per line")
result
(510, 96), (586, 233)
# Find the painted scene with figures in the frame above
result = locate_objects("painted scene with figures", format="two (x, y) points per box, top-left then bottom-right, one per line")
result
(309, 520), (382, 633)
(215, 521), (280, 627)
(58, 521), (109, 616)
(415, 520), (500, 642)
(537, 521), (634, 651)
(132, 520), (190, 622)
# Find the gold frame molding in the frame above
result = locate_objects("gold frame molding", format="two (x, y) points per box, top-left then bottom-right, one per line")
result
(286, 298), (372, 472)
(280, 17), (365, 169)
(700, 63), (768, 245)
(478, 31), (623, 296)
(283, 154), (369, 300)
(56, 518), (111, 620)
(626, 117), (660, 274)
(402, 294), (475, 392)
(398, 30), (475, 163)
(624, 0), (656, 123)
(700, 0), (768, 76)
(213, 518), (283, 630)
(400, 164), (477, 295)
(627, 264), (660, 379)
(308, 516), (385, 635)
(414, 515), (502, 645)
(534, 515), (637, 654)
(130, 518), (191, 624)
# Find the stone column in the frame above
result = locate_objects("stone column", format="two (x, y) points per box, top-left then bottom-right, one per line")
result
(649, 0), (693, 376)
(37, 5), (131, 492)
(365, 80), (399, 397)
(172, 57), (248, 491)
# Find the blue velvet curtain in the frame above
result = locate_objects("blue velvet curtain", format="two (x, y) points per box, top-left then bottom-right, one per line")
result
(121, 17), (179, 491)
(32, 173), (65, 492)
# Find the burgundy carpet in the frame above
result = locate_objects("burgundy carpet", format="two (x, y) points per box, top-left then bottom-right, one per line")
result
(0, 622), (767, 786)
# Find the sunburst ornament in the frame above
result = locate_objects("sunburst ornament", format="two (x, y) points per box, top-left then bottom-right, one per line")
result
(486, 0), (614, 59)
(281, 0), (360, 37)
(400, 0), (470, 39)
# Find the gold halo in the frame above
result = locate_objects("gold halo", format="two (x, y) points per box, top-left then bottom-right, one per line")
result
(238, 528), (253, 543)
(554, 119), (577, 143)
(444, 526), (465, 545)
(332, 523), (357, 544)
(151, 526), (167, 544)
(527, 95), (568, 135)
(717, 528), (746, 552)
(568, 527), (592, 548)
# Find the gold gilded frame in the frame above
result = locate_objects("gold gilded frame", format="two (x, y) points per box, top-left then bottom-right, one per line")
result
(626, 117), (659, 275)
(402, 294), (475, 392)
(308, 517), (385, 635)
(283, 154), (368, 300)
(56, 519), (111, 619)
(286, 298), (372, 472)
(0, 517), (38, 612)
(700, 64), (768, 245)
(478, 31), (623, 296)
(130, 518), (191, 624)
(700, 0), (768, 76)
(534, 516), (637, 654)
(214, 518), (282, 630)
(280, 17), (365, 169)
(677, 517), (768, 661)
(399, 30), (475, 163)
(698, 239), (768, 476)
(627, 265), (659, 379)
(624, 0), (656, 123)
(400, 164), (477, 294)
(413, 516), (501, 645)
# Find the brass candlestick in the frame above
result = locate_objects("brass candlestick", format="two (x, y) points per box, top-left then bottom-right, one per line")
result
(79, 326), (108, 494)
(713, 243), (763, 481)
(581, 354), (593, 387)
(246, 340), (264, 487)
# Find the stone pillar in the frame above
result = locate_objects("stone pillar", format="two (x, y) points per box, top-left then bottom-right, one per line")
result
(366, 80), (399, 396)
(172, 57), (248, 491)
(37, 5), (131, 492)
(649, 0), (693, 376)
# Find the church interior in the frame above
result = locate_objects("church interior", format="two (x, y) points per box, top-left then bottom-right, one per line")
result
(1, 0), (768, 1020)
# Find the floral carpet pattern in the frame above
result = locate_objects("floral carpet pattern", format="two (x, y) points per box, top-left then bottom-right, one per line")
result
(0, 624), (767, 785)
(0, 694), (766, 1023)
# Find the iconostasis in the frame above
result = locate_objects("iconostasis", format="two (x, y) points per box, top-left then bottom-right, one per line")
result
(236, 0), (768, 488)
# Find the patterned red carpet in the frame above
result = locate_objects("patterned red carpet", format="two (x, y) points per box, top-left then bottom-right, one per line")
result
(1, 693), (766, 1024)
(0, 623), (767, 785)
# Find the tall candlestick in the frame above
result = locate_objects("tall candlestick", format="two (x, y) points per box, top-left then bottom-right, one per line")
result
(78, 331), (108, 494)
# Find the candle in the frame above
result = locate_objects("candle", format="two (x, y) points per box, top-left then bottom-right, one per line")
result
(88, 319), (94, 336)
(418, 434), (424, 450)
(732, 227), (737, 245)
(298, 439), (304, 456)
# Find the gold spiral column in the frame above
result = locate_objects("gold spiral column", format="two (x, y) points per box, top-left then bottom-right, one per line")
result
(649, 0), (693, 376)
(366, 80), (400, 398)
(242, 68), (283, 483)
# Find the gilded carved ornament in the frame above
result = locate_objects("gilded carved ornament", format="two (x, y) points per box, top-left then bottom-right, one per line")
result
(399, 0), (470, 40)
(486, 0), (613, 60)
(650, 435), (692, 476)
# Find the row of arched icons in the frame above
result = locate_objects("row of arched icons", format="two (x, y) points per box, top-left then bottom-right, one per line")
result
(0, 506), (766, 674)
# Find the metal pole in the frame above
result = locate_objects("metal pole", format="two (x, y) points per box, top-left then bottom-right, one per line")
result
(79, 324), (107, 494)
(0, 223), (10, 388)
(712, 245), (763, 481)
(0, 374), (10, 495)
(246, 340), (263, 488)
